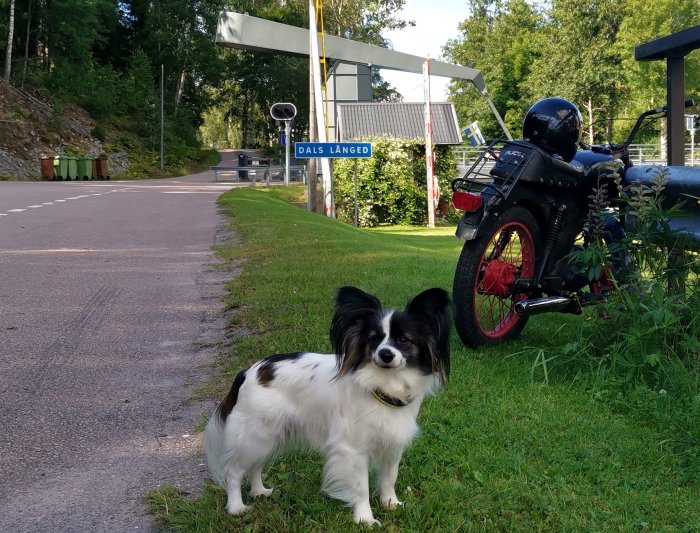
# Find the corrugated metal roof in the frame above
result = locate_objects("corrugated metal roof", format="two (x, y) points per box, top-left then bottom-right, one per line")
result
(337, 102), (463, 145)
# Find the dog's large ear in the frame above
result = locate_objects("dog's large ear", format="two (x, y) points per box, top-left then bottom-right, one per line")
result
(330, 286), (383, 378)
(406, 288), (453, 386)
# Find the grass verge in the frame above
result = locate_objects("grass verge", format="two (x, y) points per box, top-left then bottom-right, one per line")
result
(147, 185), (700, 532)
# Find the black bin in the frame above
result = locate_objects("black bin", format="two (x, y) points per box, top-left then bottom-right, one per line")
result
(238, 153), (248, 179)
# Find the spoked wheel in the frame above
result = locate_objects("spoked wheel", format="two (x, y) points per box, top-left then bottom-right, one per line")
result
(453, 206), (541, 347)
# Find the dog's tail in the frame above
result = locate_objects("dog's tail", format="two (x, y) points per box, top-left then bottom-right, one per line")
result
(205, 369), (248, 487)
(203, 410), (229, 487)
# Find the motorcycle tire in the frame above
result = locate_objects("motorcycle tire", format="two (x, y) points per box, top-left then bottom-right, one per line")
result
(453, 205), (541, 348)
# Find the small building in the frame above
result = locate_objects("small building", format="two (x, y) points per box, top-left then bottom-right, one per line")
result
(336, 102), (463, 145)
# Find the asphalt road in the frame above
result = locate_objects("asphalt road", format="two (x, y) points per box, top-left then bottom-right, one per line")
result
(0, 157), (246, 532)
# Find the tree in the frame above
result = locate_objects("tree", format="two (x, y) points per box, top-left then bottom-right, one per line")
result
(3, 0), (14, 81)
(523, 0), (625, 144)
(324, 0), (412, 45)
(615, 0), (700, 142)
(443, 0), (544, 138)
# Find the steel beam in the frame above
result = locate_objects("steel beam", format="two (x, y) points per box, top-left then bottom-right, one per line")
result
(635, 26), (700, 166)
(216, 11), (487, 94)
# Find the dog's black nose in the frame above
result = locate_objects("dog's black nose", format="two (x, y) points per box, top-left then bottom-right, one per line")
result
(377, 349), (394, 364)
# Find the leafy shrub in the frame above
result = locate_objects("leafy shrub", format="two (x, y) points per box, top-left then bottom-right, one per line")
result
(539, 168), (700, 455)
(91, 123), (107, 142)
(332, 138), (457, 226)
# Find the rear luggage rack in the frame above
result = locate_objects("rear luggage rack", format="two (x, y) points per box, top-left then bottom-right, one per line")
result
(451, 140), (535, 209)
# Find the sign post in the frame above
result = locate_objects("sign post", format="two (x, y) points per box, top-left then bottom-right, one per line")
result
(424, 59), (437, 228)
(687, 114), (697, 166)
(295, 142), (372, 221)
(270, 103), (297, 185)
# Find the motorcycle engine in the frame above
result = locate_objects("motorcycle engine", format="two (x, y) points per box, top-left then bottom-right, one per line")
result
(553, 249), (589, 292)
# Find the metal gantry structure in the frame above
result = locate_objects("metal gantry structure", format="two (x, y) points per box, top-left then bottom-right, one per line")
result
(215, 10), (512, 219)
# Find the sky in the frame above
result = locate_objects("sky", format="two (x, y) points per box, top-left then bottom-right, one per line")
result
(381, 0), (469, 102)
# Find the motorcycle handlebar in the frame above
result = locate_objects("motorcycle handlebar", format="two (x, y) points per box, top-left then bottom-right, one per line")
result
(650, 98), (695, 115)
(623, 98), (695, 146)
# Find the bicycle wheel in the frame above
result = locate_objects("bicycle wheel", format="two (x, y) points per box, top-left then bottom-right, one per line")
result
(453, 206), (541, 347)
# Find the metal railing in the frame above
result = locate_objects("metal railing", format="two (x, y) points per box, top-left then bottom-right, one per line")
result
(454, 142), (700, 172)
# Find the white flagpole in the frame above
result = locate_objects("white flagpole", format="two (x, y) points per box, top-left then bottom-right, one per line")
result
(424, 58), (436, 228)
(309, 1), (334, 218)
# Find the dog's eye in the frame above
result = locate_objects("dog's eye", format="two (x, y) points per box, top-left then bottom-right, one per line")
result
(398, 336), (411, 345)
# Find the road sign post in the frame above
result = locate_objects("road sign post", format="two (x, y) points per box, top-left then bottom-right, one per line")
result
(271, 103), (297, 185)
(295, 142), (372, 223)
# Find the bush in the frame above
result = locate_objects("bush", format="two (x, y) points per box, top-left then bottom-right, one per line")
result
(537, 168), (700, 456)
(332, 138), (457, 226)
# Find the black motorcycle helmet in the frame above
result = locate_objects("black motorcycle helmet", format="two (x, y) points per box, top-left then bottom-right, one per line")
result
(522, 97), (582, 162)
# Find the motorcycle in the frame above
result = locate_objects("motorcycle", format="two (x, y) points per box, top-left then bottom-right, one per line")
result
(450, 97), (700, 348)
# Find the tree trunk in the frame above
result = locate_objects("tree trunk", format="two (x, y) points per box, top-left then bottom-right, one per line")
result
(4, 0), (16, 82)
(587, 96), (594, 144)
(241, 90), (249, 149)
(22, 0), (32, 85)
(174, 67), (186, 116)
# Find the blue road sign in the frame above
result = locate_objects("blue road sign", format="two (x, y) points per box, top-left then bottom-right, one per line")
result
(294, 142), (372, 159)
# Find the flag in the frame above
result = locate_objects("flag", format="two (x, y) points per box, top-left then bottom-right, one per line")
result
(464, 121), (486, 147)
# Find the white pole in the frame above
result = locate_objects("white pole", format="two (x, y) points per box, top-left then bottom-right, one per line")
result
(160, 64), (164, 170)
(309, 0), (334, 217)
(285, 121), (291, 185)
(424, 59), (436, 228)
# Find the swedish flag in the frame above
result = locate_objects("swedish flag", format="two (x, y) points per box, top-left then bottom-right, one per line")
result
(464, 121), (485, 147)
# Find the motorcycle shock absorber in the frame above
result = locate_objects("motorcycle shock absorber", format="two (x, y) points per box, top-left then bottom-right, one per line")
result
(535, 204), (567, 285)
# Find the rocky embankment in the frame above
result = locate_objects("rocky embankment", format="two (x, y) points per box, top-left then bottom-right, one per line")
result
(0, 79), (127, 179)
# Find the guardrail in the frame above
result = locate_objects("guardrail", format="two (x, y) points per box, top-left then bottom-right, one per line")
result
(211, 164), (307, 184)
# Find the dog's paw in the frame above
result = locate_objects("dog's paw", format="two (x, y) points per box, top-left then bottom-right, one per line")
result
(250, 486), (274, 498)
(381, 497), (404, 510)
(357, 516), (381, 527)
(226, 503), (252, 516)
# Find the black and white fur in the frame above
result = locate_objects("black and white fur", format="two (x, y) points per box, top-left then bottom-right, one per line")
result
(204, 286), (452, 525)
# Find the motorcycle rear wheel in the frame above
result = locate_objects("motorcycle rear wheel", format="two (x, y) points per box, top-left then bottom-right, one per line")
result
(453, 206), (541, 348)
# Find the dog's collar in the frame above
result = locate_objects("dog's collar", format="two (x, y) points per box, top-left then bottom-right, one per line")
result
(371, 388), (413, 408)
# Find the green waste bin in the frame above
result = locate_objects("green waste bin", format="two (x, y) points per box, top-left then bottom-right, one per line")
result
(76, 158), (93, 180)
(65, 157), (78, 180)
(55, 156), (68, 180)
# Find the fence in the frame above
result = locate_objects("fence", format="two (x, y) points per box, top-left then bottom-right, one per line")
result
(454, 142), (700, 175)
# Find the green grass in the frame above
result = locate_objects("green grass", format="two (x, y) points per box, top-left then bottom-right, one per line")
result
(147, 186), (700, 532)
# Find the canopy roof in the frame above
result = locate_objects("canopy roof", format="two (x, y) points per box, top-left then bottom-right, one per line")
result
(338, 102), (462, 145)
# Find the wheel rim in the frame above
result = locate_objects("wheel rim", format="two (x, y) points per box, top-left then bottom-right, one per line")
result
(473, 221), (536, 339)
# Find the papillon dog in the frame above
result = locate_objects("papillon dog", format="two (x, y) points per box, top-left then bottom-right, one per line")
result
(204, 286), (452, 525)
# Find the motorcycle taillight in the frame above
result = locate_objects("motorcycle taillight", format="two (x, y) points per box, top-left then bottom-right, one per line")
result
(452, 191), (483, 212)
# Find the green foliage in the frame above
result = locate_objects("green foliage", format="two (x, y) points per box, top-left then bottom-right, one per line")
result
(541, 169), (700, 467)
(332, 138), (456, 227)
(444, 0), (545, 138)
(91, 123), (107, 142)
(444, 0), (700, 143)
